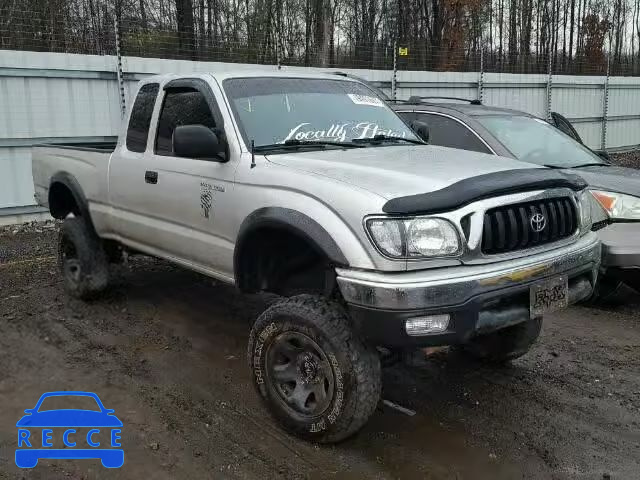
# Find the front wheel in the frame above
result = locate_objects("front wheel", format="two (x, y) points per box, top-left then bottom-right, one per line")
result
(460, 317), (543, 363)
(248, 295), (381, 443)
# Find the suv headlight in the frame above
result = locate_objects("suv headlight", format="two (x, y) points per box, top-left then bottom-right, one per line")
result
(591, 190), (640, 220)
(366, 217), (461, 259)
(579, 190), (592, 231)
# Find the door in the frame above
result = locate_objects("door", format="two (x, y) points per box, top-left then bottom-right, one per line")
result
(109, 78), (238, 279)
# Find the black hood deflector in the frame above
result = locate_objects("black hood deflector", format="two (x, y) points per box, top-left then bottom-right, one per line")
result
(382, 168), (587, 215)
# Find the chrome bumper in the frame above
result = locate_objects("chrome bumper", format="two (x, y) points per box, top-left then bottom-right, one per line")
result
(337, 232), (601, 310)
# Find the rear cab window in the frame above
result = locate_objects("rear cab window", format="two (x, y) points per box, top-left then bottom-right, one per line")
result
(126, 83), (160, 152)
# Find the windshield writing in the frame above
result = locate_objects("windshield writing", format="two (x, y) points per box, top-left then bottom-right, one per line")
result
(224, 77), (418, 148)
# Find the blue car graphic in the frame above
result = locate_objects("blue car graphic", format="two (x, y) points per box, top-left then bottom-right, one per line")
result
(16, 391), (124, 468)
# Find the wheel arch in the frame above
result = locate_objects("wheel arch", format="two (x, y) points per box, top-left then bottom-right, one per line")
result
(234, 207), (349, 293)
(48, 172), (91, 220)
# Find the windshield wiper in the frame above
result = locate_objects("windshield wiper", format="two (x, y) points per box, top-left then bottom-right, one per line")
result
(352, 134), (425, 146)
(570, 162), (609, 168)
(542, 164), (565, 169)
(254, 139), (364, 152)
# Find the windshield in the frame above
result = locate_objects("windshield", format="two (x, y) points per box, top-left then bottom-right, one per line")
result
(223, 77), (419, 149)
(476, 115), (605, 168)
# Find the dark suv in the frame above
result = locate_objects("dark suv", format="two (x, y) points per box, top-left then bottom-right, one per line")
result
(391, 97), (640, 296)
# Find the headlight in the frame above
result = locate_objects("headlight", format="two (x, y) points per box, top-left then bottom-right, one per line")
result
(578, 190), (592, 231)
(591, 190), (640, 220)
(366, 217), (461, 259)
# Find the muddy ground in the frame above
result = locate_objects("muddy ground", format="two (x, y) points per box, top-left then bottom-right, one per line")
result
(0, 224), (639, 480)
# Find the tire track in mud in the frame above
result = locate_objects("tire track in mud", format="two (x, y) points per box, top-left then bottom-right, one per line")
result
(4, 225), (640, 479)
(12, 260), (331, 478)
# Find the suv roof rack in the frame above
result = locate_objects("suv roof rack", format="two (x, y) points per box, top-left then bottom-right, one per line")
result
(406, 96), (482, 105)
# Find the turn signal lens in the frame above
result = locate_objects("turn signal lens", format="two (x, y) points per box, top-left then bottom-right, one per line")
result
(591, 191), (617, 212)
(591, 190), (640, 220)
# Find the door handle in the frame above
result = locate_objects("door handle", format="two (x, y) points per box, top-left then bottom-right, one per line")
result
(145, 170), (158, 184)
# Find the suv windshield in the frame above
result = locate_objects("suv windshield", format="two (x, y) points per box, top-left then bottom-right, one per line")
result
(476, 115), (605, 168)
(224, 77), (419, 149)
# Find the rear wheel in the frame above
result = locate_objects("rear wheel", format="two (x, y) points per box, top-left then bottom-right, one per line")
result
(58, 217), (110, 300)
(461, 317), (543, 363)
(248, 295), (381, 443)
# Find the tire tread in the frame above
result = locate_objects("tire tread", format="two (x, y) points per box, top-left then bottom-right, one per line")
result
(248, 294), (381, 443)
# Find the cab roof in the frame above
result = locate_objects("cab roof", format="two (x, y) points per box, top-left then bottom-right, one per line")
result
(142, 69), (363, 84)
(213, 69), (361, 81)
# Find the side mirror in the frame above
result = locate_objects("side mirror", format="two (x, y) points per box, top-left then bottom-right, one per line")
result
(410, 120), (430, 143)
(173, 124), (226, 161)
(24, 409), (34, 414)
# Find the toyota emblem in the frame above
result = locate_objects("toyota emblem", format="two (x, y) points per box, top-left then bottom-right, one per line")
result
(530, 213), (546, 232)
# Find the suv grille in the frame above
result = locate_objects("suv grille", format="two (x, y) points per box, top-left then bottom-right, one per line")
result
(482, 197), (578, 255)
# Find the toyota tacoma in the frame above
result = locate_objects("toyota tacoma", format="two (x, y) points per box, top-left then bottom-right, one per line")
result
(32, 71), (600, 443)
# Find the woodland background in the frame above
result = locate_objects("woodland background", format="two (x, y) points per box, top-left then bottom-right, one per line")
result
(1, 0), (639, 74)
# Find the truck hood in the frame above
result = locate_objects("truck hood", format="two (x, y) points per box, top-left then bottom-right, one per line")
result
(266, 145), (535, 199)
(567, 165), (640, 197)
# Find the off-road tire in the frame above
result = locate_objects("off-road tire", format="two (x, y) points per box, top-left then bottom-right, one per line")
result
(625, 278), (640, 295)
(58, 217), (110, 300)
(582, 276), (623, 305)
(248, 294), (381, 443)
(461, 317), (543, 363)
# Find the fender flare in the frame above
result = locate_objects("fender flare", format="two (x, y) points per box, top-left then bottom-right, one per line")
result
(234, 207), (349, 282)
(49, 172), (91, 220)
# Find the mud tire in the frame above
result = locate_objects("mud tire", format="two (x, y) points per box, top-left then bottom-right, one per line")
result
(58, 217), (110, 300)
(248, 294), (381, 443)
(582, 276), (623, 305)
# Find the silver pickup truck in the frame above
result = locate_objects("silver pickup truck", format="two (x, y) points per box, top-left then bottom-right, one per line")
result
(32, 71), (601, 443)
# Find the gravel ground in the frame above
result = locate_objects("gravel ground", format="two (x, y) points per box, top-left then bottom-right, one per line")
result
(609, 150), (640, 169)
(1, 225), (639, 479)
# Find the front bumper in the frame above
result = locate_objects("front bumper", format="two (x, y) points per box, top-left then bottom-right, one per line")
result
(337, 232), (601, 347)
(597, 222), (640, 269)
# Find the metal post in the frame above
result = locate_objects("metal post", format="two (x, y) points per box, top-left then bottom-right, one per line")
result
(477, 45), (485, 104)
(392, 39), (398, 100)
(546, 52), (553, 121)
(114, 15), (126, 118)
(275, 25), (281, 70)
(601, 53), (611, 151)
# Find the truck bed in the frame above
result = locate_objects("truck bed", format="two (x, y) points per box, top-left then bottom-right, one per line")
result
(32, 142), (115, 219)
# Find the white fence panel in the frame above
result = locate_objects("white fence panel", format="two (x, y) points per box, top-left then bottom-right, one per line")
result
(0, 50), (639, 213)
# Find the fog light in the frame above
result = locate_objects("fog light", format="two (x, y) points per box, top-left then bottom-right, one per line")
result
(405, 315), (450, 336)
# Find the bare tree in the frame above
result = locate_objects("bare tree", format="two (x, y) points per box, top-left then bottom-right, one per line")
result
(1, 0), (638, 74)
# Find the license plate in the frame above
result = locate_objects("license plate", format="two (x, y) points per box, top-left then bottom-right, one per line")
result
(530, 276), (569, 319)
